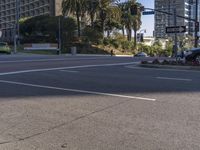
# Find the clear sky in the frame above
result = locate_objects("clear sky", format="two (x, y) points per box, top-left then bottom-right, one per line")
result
(120, 0), (154, 36)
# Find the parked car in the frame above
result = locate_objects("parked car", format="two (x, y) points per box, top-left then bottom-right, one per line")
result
(185, 48), (200, 63)
(0, 42), (11, 54)
(134, 52), (148, 57)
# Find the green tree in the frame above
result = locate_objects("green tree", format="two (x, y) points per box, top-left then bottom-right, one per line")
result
(120, 0), (142, 48)
(132, 3), (142, 48)
(85, 0), (99, 27)
(62, 0), (85, 37)
(20, 15), (77, 44)
(98, 0), (121, 36)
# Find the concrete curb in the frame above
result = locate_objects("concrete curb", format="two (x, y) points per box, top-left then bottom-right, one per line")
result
(139, 64), (200, 71)
(64, 54), (134, 57)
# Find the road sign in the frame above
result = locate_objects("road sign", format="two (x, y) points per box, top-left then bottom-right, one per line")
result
(166, 26), (186, 34)
(142, 11), (155, 15)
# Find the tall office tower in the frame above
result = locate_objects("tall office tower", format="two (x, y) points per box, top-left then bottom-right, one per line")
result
(0, 0), (62, 42)
(154, 0), (199, 39)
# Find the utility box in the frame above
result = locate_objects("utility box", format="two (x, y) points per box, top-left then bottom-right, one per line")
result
(71, 47), (77, 55)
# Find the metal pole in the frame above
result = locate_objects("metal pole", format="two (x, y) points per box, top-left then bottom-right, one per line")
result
(173, 7), (178, 58)
(14, 0), (19, 53)
(17, 0), (20, 46)
(195, 0), (199, 48)
(14, 27), (17, 54)
(58, 16), (61, 54)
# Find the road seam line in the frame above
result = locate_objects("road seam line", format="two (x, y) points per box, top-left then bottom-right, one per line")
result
(60, 70), (79, 73)
(156, 77), (192, 82)
(125, 65), (200, 73)
(0, 80), (156, 101)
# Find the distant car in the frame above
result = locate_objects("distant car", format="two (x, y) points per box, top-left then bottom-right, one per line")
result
(134, 52), (148, 57)
(0, 42), (11, 54)
(185, 48), (200, 63)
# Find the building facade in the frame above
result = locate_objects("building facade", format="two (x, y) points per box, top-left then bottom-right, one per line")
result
(154, 0), (200, 39)
(0, 0), (62, 42)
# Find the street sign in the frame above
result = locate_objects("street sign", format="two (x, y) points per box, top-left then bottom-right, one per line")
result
(166, 26), (186, 34)
(142, 11), (155, 15)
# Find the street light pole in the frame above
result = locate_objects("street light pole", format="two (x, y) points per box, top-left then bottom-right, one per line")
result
(15, 0), (20, 52)
(173, 7), (178, 58)
(195, 0), (199, 48)
(58, 16), (61, 54)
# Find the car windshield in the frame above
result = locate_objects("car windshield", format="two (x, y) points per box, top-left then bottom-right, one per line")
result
(0, 43), (7, 46)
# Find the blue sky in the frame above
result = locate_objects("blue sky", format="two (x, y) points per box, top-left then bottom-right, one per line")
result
(120, 0), (154, 36)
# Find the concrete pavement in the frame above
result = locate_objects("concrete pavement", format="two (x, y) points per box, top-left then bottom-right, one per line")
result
(0, 55), (200, 150)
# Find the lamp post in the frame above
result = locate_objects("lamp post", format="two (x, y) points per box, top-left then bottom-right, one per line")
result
(15, 0), (20, 47)
(58, 16), (61, 54)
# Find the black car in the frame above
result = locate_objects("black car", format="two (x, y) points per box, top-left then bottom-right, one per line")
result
(185, 48), (200, 63)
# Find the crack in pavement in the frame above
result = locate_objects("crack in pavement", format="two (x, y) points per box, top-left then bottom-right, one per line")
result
(0, 99), (130, 146)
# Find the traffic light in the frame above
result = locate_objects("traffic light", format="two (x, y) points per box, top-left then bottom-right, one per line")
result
(131, 4), (138, 16)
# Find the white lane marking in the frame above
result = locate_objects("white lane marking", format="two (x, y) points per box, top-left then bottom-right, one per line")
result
(0, 62), (138, 76)
(156, 77), (192, 82)
(0, 57), (108, 64)
(60, 70), (79, 73)
(0, 80), (156, 101)
(125, 65), (200, 73)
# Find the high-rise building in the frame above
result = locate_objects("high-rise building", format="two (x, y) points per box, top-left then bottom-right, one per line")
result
(154, 0), (199, 39)
(0, 0), (62, 42)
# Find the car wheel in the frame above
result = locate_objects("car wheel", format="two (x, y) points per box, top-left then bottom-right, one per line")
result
(195, 55), (200, 63)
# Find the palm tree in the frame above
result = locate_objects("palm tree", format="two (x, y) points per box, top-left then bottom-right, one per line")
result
(120, 0), (142, 46)
(132, 3), (142, 48)
(98, 0), (121, 36)
(85, 0), (99, 27)
(120, 0), (135, 41)
(62, 0), (86, 37)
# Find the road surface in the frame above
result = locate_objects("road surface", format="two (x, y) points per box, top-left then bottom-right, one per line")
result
(0, 54), (199, 150)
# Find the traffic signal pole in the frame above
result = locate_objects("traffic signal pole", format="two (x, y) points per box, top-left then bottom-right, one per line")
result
(144, 7), (199, 48)
(173, 8), (178, 57)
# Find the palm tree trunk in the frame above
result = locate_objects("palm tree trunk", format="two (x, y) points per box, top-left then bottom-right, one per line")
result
(102, 19), (105, 38)
(127, 28), (132, 41)
(129, 29), (132, 41)
(76, 10), (81, 37)
(134, 29), (137, 48)
(107, 30), (110, 37)
(126, 28), (129, 41)
(122, 26), (125, 37)
(90, 13), (94, 28)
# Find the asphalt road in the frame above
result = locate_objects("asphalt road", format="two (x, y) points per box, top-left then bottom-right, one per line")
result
(0, 54), (200, 150)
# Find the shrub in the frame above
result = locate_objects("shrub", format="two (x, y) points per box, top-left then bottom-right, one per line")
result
(103, 38), (110, 46)
(82, 26), (103, 44)
(110, 39), (120, 49)
(162, 60), (170, 65)
(141, 61), (148, 64)
(121, 40), (131, 50)
(152, 59), (160, 64)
